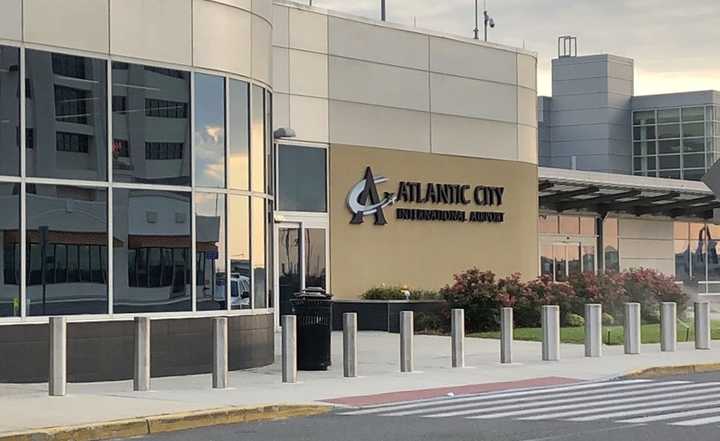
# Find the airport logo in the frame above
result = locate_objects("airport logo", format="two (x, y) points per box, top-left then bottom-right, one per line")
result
(347, 167), (397, 225)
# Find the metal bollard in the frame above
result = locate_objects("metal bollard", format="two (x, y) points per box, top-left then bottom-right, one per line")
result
(134, 317), (151, 392)
(661, 302), (677, 352)
(400, 311), (414, 372)
(451, 309), (465, 368)
(541, 306), (560, 361)
(282, 315), (297, 383)
(695, 302), (711, 350)
(584, 304), (602, 358)
(343, 313), (358, 378)
(213, 317), (229, 389)
(500, 307), (513, 364)
(49, 317), (67, 397)
(624, 303), (641, 355)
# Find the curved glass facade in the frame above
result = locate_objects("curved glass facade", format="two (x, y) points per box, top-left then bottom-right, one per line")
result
(0, 45), (273, 318)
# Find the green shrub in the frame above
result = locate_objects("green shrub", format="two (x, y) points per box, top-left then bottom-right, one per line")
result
(414, 312), (448, 333)
(622, 268), (688, 321)
(565, 313), (585, 327)
(361, 286), (440, 301)
(602, 312), (615, 326)
(441, 268), (502, 332)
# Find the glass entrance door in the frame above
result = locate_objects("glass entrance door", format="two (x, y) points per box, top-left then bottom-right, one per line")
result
(277, 224), (301, 319)
(541, 240), (596, 282)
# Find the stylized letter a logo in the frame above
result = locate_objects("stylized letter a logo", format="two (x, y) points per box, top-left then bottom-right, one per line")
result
(347, 167), (396, 225)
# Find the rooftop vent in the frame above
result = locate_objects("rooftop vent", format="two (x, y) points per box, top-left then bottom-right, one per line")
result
(558, 36), (577, 58)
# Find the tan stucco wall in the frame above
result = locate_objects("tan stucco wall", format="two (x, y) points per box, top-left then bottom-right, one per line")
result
(329, 144), (539, 298)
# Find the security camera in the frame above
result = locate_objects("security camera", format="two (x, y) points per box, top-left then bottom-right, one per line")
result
(489, 18), (495, 28)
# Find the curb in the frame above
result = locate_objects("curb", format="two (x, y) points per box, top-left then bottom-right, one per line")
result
(0, 404), (331, 441)
(623, 362), (720, 379)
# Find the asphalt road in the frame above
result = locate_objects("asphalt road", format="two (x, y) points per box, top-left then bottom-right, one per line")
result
(119, 373), (720, 441)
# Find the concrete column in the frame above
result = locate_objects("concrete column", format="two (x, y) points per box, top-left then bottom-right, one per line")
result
(500, 307), (513, 364)
(584, 304), (602, 358)
(400, 311), (414, 373)
(661, 302), (677, 352)
(282, 315), (297, 383)
(541, 306), (560, 361)
(49, 317), (67, 397)
(451, 309), (465, 368)
(212, 317), (229, 389)
(134, 317), (151, 392)
(695, 302), (711, 350)
(343, 313), (358, 378)
(624, 303), (641, 355)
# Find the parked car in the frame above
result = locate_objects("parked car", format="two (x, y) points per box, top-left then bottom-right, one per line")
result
(214, 273), (251, 308)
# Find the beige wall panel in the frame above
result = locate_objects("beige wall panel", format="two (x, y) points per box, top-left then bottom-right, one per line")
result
(619, 238), (674, 260)
(252, 0), (273, 22)
(273, 47), (289, 93)
(328, 16), (429, 70)
(517, 87), (538, 127)
(289, 95), (328, 143)
(193, 0), (251, 76)
(517, 54), (537, 91)
(252, 15), (272, 84)
(25, 0), (109, 53)
(621, 258), (675, 276)
(429, 37), (516, 85)
(330, 145), (538, 298)
(619, 217), (674, 240)
(518, 126), (538, 164)
(289, 49), (328, 98)
(289, 8), (327, 53)
(0, 0), (21, 41)
(430, 74), (516, 122)
(273, 92), (290, 131)
(329, 100), (430, 152)
(273, 5), (289, 47)
(329, 57), (429, 112)
(110, 0), (191, 65)
(431, 114), (518, 161)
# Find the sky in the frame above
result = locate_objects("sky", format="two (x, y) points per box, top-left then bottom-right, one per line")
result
(309, 0), (720, 96)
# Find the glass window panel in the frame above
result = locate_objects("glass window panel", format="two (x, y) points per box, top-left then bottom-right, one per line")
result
(567, 244), (581, 276)
(0, 183), (20, 316)
(553, 244), (567, 282)
(674, 239), (690, 282)
(659, 169), (681, 179)
(658, 108), (680, 123)
(633, 110), (655, 125)
(26, 50), (107, 181)
(26, 185), (108, 315)
(691, 239), (706, 281)
(228, 79), (249, 190)
(582, 245), (595, 273)
(603, 218), (619, 273)
(265, 90), (273, 196)
(647, 156), (656, 170)
(658, 155), (680, 169)
(251, 197), (266, 309)
(0, 46), (20, 176)
(579, 217), (595, 236)
(658, 139), (681, 154)
(682, 106), (705, 122)
(633, 157), (642, 171)
(683, 154), (705, 169)
(633, 126), (655, 141)
(195, 193), (226, 311)
(194, 74), (225, 188)
(683, 169), (706, 181)
(112, 61), (190, 185)
(633, 140), (655, 155)
(229, 195), (250, 310)
(559, 215), (580, 235)
(683, 137), (705, 153)
(250, 85), (265, 193)
(304, 228), (326, 289)
(674, 222), (689, 239)
(278, 145), (327, 212)
(538, 215), (559, 234)
(278, 227), (301, 317)
(113, 189), (191, 313)
(683, 122), (705, 138)
(657, 124), (681, 139)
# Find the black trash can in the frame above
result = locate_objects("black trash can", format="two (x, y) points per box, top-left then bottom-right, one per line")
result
(291, 288), (333, 371)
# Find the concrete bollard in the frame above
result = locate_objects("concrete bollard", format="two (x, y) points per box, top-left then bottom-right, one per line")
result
(695, 302), (711, 350)
(282, 315), (297, 383)
(541, 306), (560, 361)
(624, 303), (641, 355)
(400, 311), (414, 373)
(584, 304), (602, 358)
(500, 307), (513, 364)
(212, 317), (229, 389)
(451, 309), (465, 368)
(49, 317), (67, 397)
(343, 313), (358, 378)
(134, 317), (151, 392)
(661, 302), (677, 352)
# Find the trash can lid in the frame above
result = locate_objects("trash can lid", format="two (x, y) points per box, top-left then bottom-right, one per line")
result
(293, 287), (333, 299)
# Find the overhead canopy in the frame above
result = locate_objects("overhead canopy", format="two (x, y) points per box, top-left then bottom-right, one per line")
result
(539, 167), (720, 220)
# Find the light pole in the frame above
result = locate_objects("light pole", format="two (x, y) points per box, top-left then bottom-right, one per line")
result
(381, 0), (386, 21)
(473, 0), (479, 39)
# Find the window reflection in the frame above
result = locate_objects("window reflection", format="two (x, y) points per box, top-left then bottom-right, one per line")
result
(112, 61), (190, 185)
(113, 189), (191, 313)
(250, 85), (265, 192)
(229, 195), (250, 309)
(228, 80), (249, 190)
(26, 50), (107, 181)
(252, 198), (267, 308)
(304, 229), (326, 289)
(26, 185), (108, 315)
(278, 227), (300, 317)
(0, 46), (20, 176)
(196, 193), (226, 311)
(0, 184), (19, 316)
(194, 74), (225, 188)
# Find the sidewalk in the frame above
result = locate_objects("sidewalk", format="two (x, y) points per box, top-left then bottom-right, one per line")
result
(2, 331), (720, 434)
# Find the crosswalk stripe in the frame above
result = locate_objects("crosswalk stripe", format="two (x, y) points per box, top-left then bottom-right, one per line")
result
(671, 414), (720, 426)
(423, 381), (704, 419)
(337, 379), (651, 416)
(617, 403), (720, 424)
(528, 394), (720, 421)
(461, 383), (720, 420)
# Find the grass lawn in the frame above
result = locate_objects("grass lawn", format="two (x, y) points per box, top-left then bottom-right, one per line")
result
(470, 320), (720, 345)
